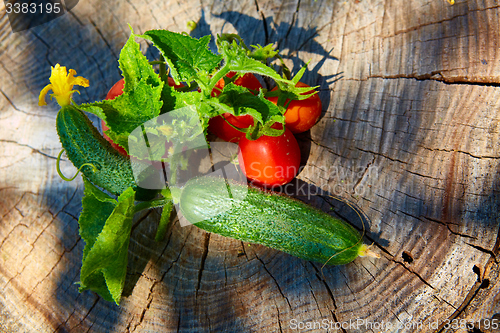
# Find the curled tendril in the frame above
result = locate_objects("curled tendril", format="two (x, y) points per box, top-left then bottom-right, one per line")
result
(56, 149), (97, 181)
(320, 194), (374, 278)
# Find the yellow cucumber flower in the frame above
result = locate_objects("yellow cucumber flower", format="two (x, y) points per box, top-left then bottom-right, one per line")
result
(38, 64), (89, 107)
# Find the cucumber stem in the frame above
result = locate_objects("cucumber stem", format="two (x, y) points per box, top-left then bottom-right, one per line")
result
(358, 244), (380, 258)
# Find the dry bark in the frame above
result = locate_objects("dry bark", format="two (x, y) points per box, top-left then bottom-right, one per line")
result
(1, 0), (499, 332)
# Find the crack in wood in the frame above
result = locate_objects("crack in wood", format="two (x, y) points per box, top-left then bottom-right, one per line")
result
(359, 261), (377, 282)
(464, 243), (497, 264)
(1, 192), (46, 250)
(308, 262), (339, 313)
(160, 228), (193, 278)
(253, 0), (270, 51)
(362, 233), (394, 259)
(65, 8), (84, 26)
(88, 18), (119, 62)
(356, 147), (409, 165)
(131, 283), (155, 332)
(152, 216), (177, 267)
(273, 300), (283, 333)
(391, 259), (435, 290)
(403, 169), (442, 180)
(375, 3), (500, 44)
(418, 145), (500, 160)
(70, 296), (99, 333)
(130, 209), (153, 233)
(21, 188), (79, 262)
(309, 138), (342, 158)
(124, 0), (141, 19)
(0, 139), (59, 160)
(444, 228), (500, 329)
(352, 154), (376, 195)
(240, 241), (250, 261)
(398, 210), (478, 240)
(280, 0), (300, 47)
(195, 233), (211, 298)
(434, 280), (486, 333)
(28, 236), (82, 300)
(254, 252), (292, 310)
(53, 293), (82, 333)
(0, 89), (42, 117)
(367, 73), (500, 87)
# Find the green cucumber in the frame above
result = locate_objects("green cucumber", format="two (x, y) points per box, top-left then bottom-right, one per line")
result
(56, 105), (375, 264)
(56, 105), (157, 200)
(179, 176), (373, 265)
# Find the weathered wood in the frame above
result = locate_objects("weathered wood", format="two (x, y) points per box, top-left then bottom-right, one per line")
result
(1, 0), (499, 332)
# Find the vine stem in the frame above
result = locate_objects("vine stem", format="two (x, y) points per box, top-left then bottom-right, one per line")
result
(159, 55), (166, 81)
(134, 196), (171, 214)
(207, 65), (230, 96)
(56, 149), (97, 181)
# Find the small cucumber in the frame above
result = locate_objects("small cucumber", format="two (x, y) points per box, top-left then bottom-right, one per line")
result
(179, 177), (371, 265)
(56, 105), (157, 200)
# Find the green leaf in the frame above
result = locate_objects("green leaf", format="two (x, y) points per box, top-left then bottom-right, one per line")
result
(120, 31), (163, 94)
(205, 84), (285, 139)
(140, 30), (222, 84)
(79, 177), (117, 261)
(172, 90), (203, 110)
(160, 83), (176, 114)
(216, 83), (284, 126)
(249, 44), (278, 62)
(105, 80), (163, 148)
(78, 179), (136, 305)
(270, 62), (318, 104)
(80, 33), (164, 152)
(217, 40), (286, 82)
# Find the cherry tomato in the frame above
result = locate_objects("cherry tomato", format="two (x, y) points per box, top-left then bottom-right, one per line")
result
(208, 113), (254, 143)
(208, 72), (262, 142)
(267, 82), (322, 134)
(238, 125), (300, 187)
(105, 77), (125, 100)
(102, 79), (127, 155)
(102, 77), (184, 156)
(212, 71), (262, 97)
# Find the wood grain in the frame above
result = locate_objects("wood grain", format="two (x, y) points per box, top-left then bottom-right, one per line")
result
(1, 0), (499, 332)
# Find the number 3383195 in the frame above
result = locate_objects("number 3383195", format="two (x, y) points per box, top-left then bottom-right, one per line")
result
(6, 1), (61, 14)
(442, 318), (498, 330)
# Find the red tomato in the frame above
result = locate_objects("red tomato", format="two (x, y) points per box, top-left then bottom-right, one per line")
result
(208, 113), (254, 143)
(212, 72), (262, 97)
(208, 72), (262, 142)
(105, 77), (125, 100)
(238, 125), (300, 187)
(267, 82), (322, 134)
(102, 77), (184, 156)
(102, 78), (128, 155)
(166, 77), (186, 89)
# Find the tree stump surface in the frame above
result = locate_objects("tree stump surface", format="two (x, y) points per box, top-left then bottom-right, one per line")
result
(1, 0), (499, 332)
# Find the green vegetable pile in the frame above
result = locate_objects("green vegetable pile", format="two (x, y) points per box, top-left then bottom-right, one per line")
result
(39, 27), (378, 305)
